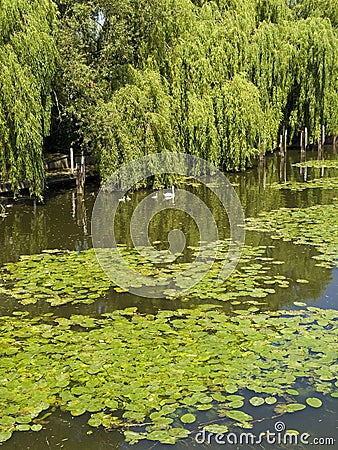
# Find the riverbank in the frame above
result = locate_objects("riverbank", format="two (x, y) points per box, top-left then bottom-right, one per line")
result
(0, 153), (99, 198)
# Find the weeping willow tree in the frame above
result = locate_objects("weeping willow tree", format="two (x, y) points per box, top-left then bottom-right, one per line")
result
(0, 0), (58, 197)
(89, 68), (175, 185)
(286, 18), (338, 142)
(53, 0), (338, 182)
(249, 21), (294, 151)
(2, 0), (338, 192)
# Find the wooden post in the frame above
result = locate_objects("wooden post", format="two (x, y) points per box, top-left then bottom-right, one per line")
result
(304, 127), (308, 151)
(318, 137), (321, 152)
(258, 138), (262, 160)
(76, 164), (84, 195)
(81, 153), (86, 184)
(75, 154), (86, 195)
(284, 128), (288, 154)
(70, 147), (74, 174)
(72, 191), (76, 219)
(279, 134), (284, 156)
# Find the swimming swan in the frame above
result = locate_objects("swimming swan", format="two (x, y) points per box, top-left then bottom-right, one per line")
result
(163, 186), (175, 199)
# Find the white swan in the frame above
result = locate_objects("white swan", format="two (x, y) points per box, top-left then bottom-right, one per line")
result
(151, 192), (158, 199)
(163, 186), (175, 200)
(118, 194), (131, 202)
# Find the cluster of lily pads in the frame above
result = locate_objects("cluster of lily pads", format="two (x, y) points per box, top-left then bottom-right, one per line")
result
(0, 249), (112, 306)
(293, 160), (338, 169)
(0, 306), (336, 444)
(246, 203), (338, 269)
(0, 242), (290, 306)
(168, 244), (288, 302)
(269, 177), (338, 191)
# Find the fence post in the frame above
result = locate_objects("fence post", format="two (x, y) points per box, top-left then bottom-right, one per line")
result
(75, 153), (86, 195)
(304, 127), (308, 151)
(279, 134), (284, 156)
(70, 147), (74, 174)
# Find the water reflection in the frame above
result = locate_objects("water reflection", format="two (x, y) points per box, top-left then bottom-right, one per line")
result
(1, 148), (338, 449)
(0, 148), (337, 315)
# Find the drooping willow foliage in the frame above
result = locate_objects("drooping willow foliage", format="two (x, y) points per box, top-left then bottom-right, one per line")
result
(56, 0), (338, 181)
(3, 1), (338, 192)
(90, 68), (175, 182)
(0, 0), (58, 197)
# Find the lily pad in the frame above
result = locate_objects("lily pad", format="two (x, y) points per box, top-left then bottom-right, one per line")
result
(225, 410), (253, 423)
(0, 432), (12, 443)
(285, 403), (306, 413)
(306, 397), (322, 408)
(249, 396), (265, 407)
(180, 414), (196, 424)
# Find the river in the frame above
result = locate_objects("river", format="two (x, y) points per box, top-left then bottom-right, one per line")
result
(0, 147), (337, 449)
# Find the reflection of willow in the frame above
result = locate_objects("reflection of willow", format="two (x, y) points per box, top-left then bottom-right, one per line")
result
(247, 233), (333, 310)
(279, 154), (287, 183)
(113, 186), (232, 253)
(114, 197), (203, 253)
(231, 158), (286, 217)
(1, 205), (48, 264)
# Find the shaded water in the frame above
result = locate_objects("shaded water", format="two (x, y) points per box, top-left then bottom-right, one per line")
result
(0, 147), (337, 448)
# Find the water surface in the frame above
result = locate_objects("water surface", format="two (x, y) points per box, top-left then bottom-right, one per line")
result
(0, 147), (337, 449)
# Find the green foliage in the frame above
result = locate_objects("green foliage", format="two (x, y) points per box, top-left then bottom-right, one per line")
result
(3, 1), (338, 192)
(53, 0), (338, 182)
(89, 68), (176, 182)
(0, 306), (336, 443)
(0, 0), (57, 197)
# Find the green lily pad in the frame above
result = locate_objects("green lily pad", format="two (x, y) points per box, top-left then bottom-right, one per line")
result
(204, 424), (229, 433)
(225, 410), (253, 423)
(285, 403), (306, 413)
(286, 389), (299, 396)
(180, 414), (196, 424)
(306, 397), (322, 408)
(265, 397), (277, 405)
(0, 432), (12, 443)
(293, 302), (307, 307)
(249, 396), (265, 407)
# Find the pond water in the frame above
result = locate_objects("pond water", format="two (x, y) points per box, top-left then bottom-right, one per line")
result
(0, 147), (337, 449)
